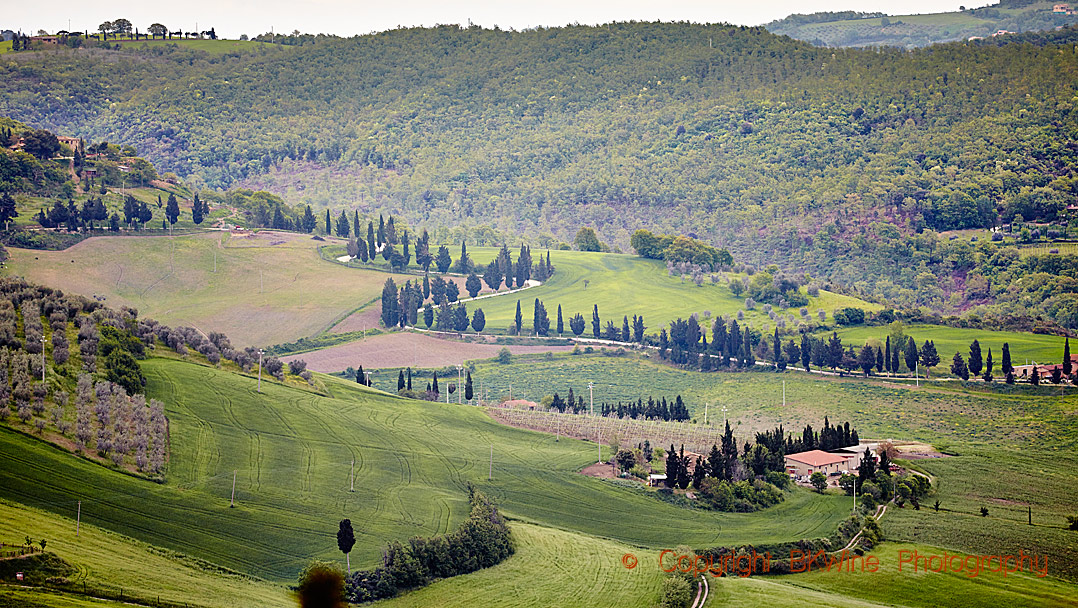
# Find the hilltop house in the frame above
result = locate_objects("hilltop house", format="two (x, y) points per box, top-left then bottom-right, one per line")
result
(1054, 4), (1072, 14)
(1013, 353), (1078, 379)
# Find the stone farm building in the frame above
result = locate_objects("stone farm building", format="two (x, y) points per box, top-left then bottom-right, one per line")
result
(784, 444), (880, 478)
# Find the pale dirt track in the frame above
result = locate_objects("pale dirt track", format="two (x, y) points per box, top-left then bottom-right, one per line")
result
(282, 332), (577, 372)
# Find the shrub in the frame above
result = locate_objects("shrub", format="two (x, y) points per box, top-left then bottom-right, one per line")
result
(980, 506), (989, 517)
(1066, 515), (1078, 530)
(495, 347), (512, 364)
(658, 575), (693, 608)
(288, 359), (308, 375)
(297, 562), (347, 608)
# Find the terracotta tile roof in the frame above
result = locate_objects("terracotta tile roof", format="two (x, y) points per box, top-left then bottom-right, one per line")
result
(784, 450), (853, 467)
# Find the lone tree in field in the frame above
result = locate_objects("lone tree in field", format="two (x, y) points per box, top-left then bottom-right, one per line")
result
(591, 305), (601, 338)
(810, 471), (828, 493)
(920, 340), (940, 378)
(1001, 343), (1013, 377)
(337, 519), (355, 574)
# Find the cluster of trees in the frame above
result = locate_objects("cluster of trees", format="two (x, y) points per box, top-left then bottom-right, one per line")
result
(658, 316), (758, 370)
(379, 277), (488, 334)
(663, 423), (788, 512)
(346, 488), (513, 602)
(68, 373), (168, 472)
(630, 229), (733, 271)
(546, 392), (690, 421)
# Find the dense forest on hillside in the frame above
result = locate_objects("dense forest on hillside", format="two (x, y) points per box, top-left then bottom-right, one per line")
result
(1, 22), (1078, 323)
(766, 1), (1078, 48)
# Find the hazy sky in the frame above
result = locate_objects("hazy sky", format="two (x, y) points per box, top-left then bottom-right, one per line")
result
(7, 1), (991, 38)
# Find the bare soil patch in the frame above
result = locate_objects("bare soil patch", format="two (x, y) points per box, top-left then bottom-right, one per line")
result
(283, 332), (577, 372)
(580, 461), (618, 479)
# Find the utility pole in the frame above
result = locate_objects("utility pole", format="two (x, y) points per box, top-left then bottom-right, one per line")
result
(230, 470), (237, 508)
(257, 349), (264, 393)
(704, 402), (708, 426)
(588, 382), (594, 416)
(722, 405), (728, 427)
(783, 380), (786, 407)
(853, 477), (857, 512)
(457, 365), (463, 405)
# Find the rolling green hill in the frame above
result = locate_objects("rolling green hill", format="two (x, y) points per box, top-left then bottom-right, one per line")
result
(0, 356), (851, 581)
(6, 232), (413, 347)
(425, 247), (877, 336)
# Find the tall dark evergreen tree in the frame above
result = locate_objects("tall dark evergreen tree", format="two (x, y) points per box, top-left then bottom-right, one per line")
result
(465, 371), (474, 401)
(325, 209), (331, 234)
(435, 246), (452, 273)
(337, 519), (355, 574)
(951, 352), (969, 380)
(336, 210), (350, 237)
(352, 210), (360, 238)
(1064, 338), (1072, 377)
(884, 336), (892, 374)
(904, 336), (919, 374)
(920, 340), (940, 378)
(380, 278), (399, 327)
(398, 370), (406, 392)
(514, 300), (522, 334)
(191, 197), (203, 225)
(800, 333), (812, 371)
(302, 205), (316, 233)
(1002, 343), (1013, 376)
(165, 193), (180, 227)
(591, 305), (601, 339)
(968, 339), (983, 377)
(622, 316), (631, 342)
(983, 348), (994, 382)
(557, 304), (564, 335)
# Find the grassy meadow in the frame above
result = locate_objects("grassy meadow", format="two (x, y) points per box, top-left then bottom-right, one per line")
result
(6, 232), (411, 347)
(823, 324), (1070, 372)
(465, 352), (1077, 446)
(0, 500), (290, 608)
(0, 356), (851, 582)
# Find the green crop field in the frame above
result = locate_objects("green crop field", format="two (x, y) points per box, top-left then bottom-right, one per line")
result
(713, 542), (1076, 607)
(6, 232), (413, 347)
(344, 246), (878, 336)
(0, 357), (850, 582)
(116, 39), (278, 54)
(823, 324), (1069, 373)
(466, 352), (1078, 446)
(376, 523), (665, 608)
(0, 500), (290, 608)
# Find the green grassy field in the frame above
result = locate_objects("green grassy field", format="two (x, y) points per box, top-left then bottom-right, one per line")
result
(6, 232), (413, 347)
(0, 500), (291, 607)
(376, 523), (665, 608)
(356, 246), (879, 336)
(823, 324), (1069, 373)
(0, 357), (851, 582)
(466, 352), (1078, 446)
(715, 542), (1076, 607)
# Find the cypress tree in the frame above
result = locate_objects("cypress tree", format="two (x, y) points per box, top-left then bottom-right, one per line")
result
(325, 209), (331, 234)
(592, 305), (601, 339)
(983, 348), (994, 382)
(968, 339), (983, 377)
(465, 371), (473, 401)
(432, 372), (439, 396)
(1064, 338), (1072, 377)
(398, 370), (406, 392)
(773, 328), (785, 370)
(904, 336), (919, 374)
(557, 305), (564, 335)
(800, 334), (811, 371)
(406, 368), (412, 390)
(356, 365), (365, 384)
(514, 300), (522, 334)
(1002, 343), (1013, 375)
(367, 222), (376, 260)
(352, 210), (360, 238)
(622, 316), (631, 342)
(380, 278), (399, 327)
(891, 337), (901, 374)
(885, 336), (892, 374)
(875, 345), (884, 373)
(664, 444), (679, 488)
